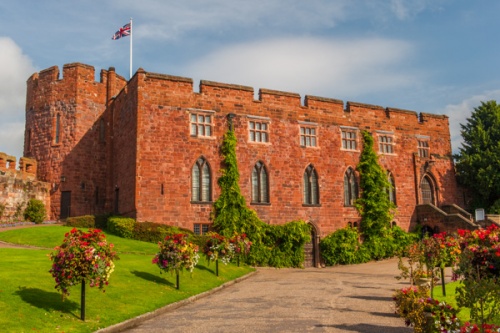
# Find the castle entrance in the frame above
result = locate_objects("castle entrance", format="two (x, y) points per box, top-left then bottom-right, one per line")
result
(303, 224), (319, 268)
(60, 191), (71, 219)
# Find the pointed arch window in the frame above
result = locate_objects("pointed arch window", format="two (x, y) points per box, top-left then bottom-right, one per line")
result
(387, 172), (397, 205)
(191, 157), (211, 202)
(252, 161), (269, 204)
(421, 175), (435, 204)
(344, 167), (358, 206)
(303, 165), (319, 205)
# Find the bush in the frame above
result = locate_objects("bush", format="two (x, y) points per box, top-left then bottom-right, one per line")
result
(107, 216), (135, 239)
(133, 222), (190, 243)
(65, 215), (95, 228)
(320, 226), (367, 265)
(95, 214), (111, 229)
(23, 199), (46, 224)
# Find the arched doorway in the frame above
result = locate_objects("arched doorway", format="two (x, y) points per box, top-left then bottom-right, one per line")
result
(421, 175), (435, 205)
(304, 223), (319, 268)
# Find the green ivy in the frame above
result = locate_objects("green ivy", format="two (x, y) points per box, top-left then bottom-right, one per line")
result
(212, 129), (311, 267)
(356, 130), (395, 240)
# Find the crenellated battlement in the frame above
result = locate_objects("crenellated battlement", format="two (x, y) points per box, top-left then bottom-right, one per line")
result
(0, 152), (38, 179)
(136, 67), (448, 128)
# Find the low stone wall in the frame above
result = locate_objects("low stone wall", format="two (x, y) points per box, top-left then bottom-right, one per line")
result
(0, 153), (50, 222)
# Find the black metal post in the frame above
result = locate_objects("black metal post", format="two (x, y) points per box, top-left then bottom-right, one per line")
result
(216, 259), (219, 276)
(176, 271), (179, 290)
(440, 267), (446, 296)
(81, 280), (86, 321)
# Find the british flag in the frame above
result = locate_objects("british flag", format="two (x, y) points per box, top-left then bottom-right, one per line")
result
(112, 23), (131, 40)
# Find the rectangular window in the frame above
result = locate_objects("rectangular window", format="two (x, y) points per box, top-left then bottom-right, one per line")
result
(193, 223), (210, 235)
(300, 127), (317, 147)
(190, 113), (212, 137)
(379, 135), (394, 154)
(249, 120), (269, 143)
(341, 129), (357, 150)
(418, 140), (429, 158)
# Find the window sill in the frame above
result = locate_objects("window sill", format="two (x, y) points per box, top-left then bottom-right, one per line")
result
(302, 204), (321, 207)
(251, 202), (271, 206)
(190, 201), (213, 205)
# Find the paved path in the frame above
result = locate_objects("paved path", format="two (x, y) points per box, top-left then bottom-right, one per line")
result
(113, 259), (416, 333)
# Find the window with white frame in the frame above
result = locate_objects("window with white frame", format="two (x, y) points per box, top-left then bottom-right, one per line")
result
(418, 139), (430, 158)
(190, 113), (213, 137)
(249, 120), (269, 143)
(252, 161), (269, 203)
(341, 128), (357, 150)
(378, 134), (395, 154)
(300, 126), (317, 147)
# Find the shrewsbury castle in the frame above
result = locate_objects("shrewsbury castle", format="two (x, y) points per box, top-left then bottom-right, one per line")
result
(21, 63), (475, 247)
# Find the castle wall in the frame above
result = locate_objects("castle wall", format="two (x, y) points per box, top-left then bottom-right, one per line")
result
(25, 64), (127, 219)
(24, 63), (464, 236)
(121, 69), (461, 235)
(0, 154), (50, 222)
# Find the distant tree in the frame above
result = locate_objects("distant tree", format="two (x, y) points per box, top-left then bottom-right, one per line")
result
(454, 100), (500, 212)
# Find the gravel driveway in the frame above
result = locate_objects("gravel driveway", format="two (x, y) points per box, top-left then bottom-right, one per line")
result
(102, 259), (415, 333)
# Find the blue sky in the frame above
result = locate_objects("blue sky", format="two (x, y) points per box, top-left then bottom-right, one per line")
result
(1, 0), (500, 160)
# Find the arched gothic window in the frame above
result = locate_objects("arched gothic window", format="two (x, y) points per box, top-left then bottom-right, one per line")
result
(421, 175), (435, 205)
(303, 165), (319, 205)
(344, 167), (358, 206)
(252, 161), (269, 203)
(191, 157), (211, 202)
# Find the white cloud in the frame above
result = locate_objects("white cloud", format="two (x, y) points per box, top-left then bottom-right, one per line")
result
(0, 37), (35, 158)
(183, 37), (420, 99)
(442, 90), (500, 153)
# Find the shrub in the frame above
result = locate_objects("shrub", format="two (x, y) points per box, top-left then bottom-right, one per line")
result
(95, 214), (111, 229)
(393, 286), (429, 333)
(107, 216), (135, 239)
(0, 203), (5, 221)
(23, 199), (46, 224)
(133, 222), (189, 243)
(320, 226), (367, 265)
(65, 215), (95, 228)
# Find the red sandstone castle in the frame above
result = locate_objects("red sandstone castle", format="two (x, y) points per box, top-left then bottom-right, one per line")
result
(23, 63), (474, 239)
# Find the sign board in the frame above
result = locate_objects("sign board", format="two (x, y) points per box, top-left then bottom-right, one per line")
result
(475, 208), (485, 221)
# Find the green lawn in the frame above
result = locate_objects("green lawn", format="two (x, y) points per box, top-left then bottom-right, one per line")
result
(433, 280), (499, 325)
(0, 226), (254, 333)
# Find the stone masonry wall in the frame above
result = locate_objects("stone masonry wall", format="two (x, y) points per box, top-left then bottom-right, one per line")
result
(24, 63), (465, 236)
(0, 153), (50, 221)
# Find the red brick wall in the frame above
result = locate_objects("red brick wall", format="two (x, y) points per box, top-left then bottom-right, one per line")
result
(25, 64), (464, 236)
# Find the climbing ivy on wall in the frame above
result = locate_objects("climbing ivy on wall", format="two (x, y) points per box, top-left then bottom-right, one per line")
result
(212, 129), (311, 267)
(355, 130), (395, 240)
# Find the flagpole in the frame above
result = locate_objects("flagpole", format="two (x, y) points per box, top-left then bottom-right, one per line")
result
(130, 18), (133, 80)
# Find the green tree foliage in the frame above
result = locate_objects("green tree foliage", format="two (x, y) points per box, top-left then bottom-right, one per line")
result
(355, 130), (395, 239)
(213, 130), (310, 267)
(454, 100), (500, 211)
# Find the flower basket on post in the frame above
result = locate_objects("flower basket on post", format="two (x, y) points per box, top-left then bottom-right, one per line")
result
(231, 232), (252, 267)
(49, 228), (118, 321)
(203, 232), (235, 276)
(152, 233), (199, 289)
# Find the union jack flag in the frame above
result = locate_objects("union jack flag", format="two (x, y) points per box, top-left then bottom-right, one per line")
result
(112, 23), (131, 40)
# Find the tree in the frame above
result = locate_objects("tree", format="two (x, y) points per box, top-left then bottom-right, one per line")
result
(356, 131), (395, 240)
(454, 100), (500, 212)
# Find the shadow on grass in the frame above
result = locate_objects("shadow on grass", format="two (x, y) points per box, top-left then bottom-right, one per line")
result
(131, 270), (174, 287)
(195, 264), (215, 275)
(15, 287), (79, 315)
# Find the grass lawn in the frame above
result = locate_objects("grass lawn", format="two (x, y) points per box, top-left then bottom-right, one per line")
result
(433, 280), (499, 325)
(0, 226), (254, 333)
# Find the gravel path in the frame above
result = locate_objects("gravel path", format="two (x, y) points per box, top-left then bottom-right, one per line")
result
(101, 259), (417, 333)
